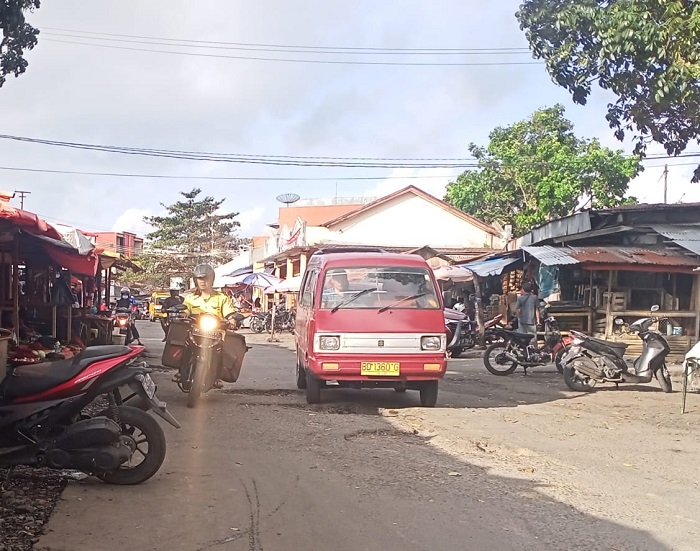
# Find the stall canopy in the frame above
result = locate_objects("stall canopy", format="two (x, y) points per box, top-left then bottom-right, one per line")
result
(432, 265), (474, 282)
(23, 232), (100, 276)
(0, 201), (63, 240)
(264, 275), (303, 294)
(459, 256), (520, 277)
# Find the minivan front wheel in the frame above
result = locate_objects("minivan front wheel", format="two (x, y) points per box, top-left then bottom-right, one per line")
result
(296, 360), (307, 390)
(305, 371), (321, 404)
(419, 381), (438, 407)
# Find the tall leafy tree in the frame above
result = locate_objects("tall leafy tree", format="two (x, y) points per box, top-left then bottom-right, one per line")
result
(0, 0), (41, 88)
(517, 0), (700, 179)
(445, 105), (641, 236)
(122, 189), (245, 289)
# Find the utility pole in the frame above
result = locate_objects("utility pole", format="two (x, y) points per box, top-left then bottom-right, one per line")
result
(663, 164), (668, 204)
(14, 190), (31, 209)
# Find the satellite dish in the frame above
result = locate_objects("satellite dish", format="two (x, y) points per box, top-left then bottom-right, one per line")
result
(276, 193), (300, 206)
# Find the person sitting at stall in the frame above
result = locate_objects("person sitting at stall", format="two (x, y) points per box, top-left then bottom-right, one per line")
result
(115, 287), (143, 346)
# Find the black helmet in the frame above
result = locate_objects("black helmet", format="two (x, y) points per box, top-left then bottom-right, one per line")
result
(192, 263), (215, 284)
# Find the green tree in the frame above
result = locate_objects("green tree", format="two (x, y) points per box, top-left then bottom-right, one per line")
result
(444, 105), (641, 236)
(516, 0), (700, 179)
(0, 1), (41, 88)
(121, 189), (245, 289)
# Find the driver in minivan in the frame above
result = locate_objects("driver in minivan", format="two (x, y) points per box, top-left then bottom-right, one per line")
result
(322, 270), (350, 308)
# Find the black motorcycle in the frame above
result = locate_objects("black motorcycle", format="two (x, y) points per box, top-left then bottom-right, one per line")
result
(562, 305), (672, 393)
(265, 306), (295, 333)
(163, 306), (248, 408)
(249, 312), (266, 334)
(483, 315), (571, 376)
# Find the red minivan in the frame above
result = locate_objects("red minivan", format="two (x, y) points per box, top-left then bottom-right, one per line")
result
(295, 249), (447, 406)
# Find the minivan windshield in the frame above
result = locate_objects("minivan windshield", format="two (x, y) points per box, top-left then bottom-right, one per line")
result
(320, 266), (439, 310)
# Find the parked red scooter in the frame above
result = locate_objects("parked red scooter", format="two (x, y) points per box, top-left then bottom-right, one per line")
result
(0, 345), (179, 485)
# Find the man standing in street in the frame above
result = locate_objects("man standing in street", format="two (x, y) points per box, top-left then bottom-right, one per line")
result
(515, 282), (539, 342)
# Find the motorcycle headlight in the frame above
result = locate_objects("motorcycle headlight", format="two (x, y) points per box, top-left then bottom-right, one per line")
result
(118, 319), (127, 326)
(199, 315), (220, 332)
(421, 336), (442, 351)
(319, 335), (340, 350)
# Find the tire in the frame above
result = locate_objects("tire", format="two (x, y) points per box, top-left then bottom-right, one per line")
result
(449, 347), (464, 358)
(563, 356), (597, 392)
(97, 406), (167, 485)
(419, 381), (438, 407)
(187, 359), (207, 408)
(483, 342), (518, 376)
(296, 357), (307, 390)
(553, 345), (570, 374)
(306, 370), (321, 404)
(655, 363), (673, 393)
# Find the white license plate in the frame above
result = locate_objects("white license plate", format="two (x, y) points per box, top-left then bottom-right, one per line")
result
(141, 374), (156, 399)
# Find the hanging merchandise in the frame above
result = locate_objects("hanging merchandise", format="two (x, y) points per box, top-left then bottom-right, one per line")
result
(538, 265), (560, 299)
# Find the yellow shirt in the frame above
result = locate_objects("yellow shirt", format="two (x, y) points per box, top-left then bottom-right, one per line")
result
(183, 291), (236, 319)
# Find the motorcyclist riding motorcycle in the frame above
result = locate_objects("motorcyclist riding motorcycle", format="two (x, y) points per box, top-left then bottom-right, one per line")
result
(172, 264), (237, 387)
(115, 287), (142, 346)
(160, 282), (185, 339)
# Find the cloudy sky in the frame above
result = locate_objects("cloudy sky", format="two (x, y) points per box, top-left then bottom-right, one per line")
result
(0, 1), (695, 238)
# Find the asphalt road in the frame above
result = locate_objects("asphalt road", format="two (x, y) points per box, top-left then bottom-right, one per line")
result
(37, 322), (673, 551)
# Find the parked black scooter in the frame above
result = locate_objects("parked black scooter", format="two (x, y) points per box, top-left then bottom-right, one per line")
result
(562, 305), (672, 393)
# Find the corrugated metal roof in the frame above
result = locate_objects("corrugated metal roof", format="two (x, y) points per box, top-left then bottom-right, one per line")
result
(650, 224), (700, 256)
(522, 245), (579, 266)
(459, 256), (520, 277)
(568, 246), (700, 268)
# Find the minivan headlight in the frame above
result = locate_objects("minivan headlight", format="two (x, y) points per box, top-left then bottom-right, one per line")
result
(421, 336), (442, 351)
(319, 335), (340, 350)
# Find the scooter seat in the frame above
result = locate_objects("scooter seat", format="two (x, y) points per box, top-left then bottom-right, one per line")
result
(500, 329), (536, 343)
(584, 336), (628, 357)
(2, 345), (132, 399)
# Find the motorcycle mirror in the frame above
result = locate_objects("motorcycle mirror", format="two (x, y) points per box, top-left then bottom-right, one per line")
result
(651, 305), (660, 312)
(614, 317), (624, 325)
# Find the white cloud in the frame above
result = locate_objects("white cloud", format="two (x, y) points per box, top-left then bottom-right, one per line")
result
(112, 208), (155, 236)
(236, 206), (266, 234)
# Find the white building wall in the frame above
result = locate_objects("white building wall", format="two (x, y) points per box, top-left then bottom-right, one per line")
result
(325, 194), (500, 248)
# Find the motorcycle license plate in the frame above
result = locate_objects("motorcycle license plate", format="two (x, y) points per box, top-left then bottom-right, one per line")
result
(361, 361), (400, 376)
(141, 374), (156, 399)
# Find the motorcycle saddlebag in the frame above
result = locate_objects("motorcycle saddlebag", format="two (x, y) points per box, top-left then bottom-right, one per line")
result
(219, 331), (248, 383)
(162, 319), (190, 369)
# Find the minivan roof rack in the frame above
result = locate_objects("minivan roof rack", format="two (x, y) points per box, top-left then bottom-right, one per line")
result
(311, 246), (387, 255)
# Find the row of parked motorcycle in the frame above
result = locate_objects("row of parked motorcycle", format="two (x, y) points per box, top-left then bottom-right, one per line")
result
(0, 301), (255, 488)
(448, 299), (674, 394)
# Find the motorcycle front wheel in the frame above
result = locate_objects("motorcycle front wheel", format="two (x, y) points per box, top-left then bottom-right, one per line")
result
(483, 342), (518, 376)
(563, 356), (597, 392)
(97, 406), (167, 485)
(187, 359), (208, 408)
(655, 364), (673, 393)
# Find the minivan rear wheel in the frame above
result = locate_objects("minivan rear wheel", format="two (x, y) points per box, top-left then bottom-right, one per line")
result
(305, 371), (321, 404)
